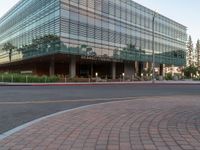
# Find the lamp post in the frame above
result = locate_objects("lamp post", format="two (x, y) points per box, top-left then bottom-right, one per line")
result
(152, 11), (158, 84)
(122, 73), (125, 82)
(95, 72), (98, 82)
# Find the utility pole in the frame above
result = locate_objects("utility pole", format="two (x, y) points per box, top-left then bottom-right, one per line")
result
(152, 11), (158, 84)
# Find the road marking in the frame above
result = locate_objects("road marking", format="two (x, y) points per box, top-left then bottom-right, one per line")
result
(0, 95), (192, 105)
(0, 95), (174, 140)
(0, 98), (149, 140)
(0, 96), (140, 105)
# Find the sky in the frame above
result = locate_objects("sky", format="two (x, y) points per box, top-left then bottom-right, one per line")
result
(133, 0), (200, 42)
(0, 0), (199, 42)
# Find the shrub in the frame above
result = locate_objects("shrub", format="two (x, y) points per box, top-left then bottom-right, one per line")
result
(0, 74), (59, 83)
(183, 66), (198, 78)
(165, 73), (172, 80)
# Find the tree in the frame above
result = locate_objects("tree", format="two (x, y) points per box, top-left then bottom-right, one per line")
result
(18, 34), (60, 58)
(196, 39), (200, 67)
(2, 42), (16, 72)
(113, 49), (119, 59)
(183, 65), (198, 78)
(187, 35), (193, 66)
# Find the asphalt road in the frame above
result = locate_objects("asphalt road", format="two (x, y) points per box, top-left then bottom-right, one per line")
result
(0, 84), (200, 134)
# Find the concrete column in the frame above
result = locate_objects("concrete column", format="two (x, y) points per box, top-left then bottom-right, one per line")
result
(163, 64), (166, 77)
(171, 65), (175, 76)
(159, 64), (164, 76)
(70, 56), (76, 78)
(112, 62), (116, 80)
(124, 62), (134, 79)
(145, 62), (149, 69)
(138, 62), (143, 77)
(148, 61), (152, 69)
(159, 64), (165, 80)
(135, 61), (139, 77)
(90, 63), (94, 78)
(144, 62), (149, 76)
(49, 57), (55, 76)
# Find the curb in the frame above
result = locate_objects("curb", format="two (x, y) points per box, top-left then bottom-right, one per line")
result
(0, 99), (136, 141)
(1, 82), (200, 86)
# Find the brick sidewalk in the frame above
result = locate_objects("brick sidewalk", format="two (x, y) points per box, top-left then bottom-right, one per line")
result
(1, 96), (200, 150)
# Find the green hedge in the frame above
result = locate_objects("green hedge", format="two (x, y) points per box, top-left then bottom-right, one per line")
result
(193, 77), (200, 81)
(0, 74), (59, 83)
(165, 73), (173, 80)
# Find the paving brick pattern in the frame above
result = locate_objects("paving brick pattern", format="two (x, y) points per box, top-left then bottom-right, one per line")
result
(1, 96), (200, 150)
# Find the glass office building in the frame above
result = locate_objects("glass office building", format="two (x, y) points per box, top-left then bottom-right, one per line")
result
(0, 0), (187, 78)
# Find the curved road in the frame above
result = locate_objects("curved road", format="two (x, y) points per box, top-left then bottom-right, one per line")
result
(0, 84), (200, 134)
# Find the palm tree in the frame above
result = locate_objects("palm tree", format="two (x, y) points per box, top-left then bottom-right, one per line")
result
(2, 42), (16, 72)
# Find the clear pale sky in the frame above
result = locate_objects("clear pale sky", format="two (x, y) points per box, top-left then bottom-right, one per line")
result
(0, 0), (199, 42)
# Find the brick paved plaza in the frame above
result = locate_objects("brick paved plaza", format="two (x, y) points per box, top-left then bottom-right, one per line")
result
(1, 95), (200, 150)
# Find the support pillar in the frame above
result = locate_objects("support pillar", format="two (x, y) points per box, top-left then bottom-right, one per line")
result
(49, 57), (55, 76)
(144, 62), (149, 76)
(135, 61), (139, 77)
(70, 56), (76, 78)
(145, 62), (149, 69)
(159, 64), (165, 80)
(159, 64), (164, 76)
(124, 62), (134, 79)
(138, 62), (143, 77)
(112, 62), (116, 80)
(172, 65), (175, 77)
(163, 64), (166, 78)
(90, 63), (94, 78)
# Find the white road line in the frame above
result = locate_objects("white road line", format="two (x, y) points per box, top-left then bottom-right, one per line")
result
(0, 98), (146, 140)
(0, 96), (168, 105)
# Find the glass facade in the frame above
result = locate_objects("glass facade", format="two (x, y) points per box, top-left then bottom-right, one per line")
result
(0, 0), (60, 64)
(0, 0), (187, 66)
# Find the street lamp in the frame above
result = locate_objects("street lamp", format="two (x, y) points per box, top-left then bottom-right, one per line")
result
(152, 10), (158, 84)
(95, 72), (98, 82)
(122, 73), (125, 82)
